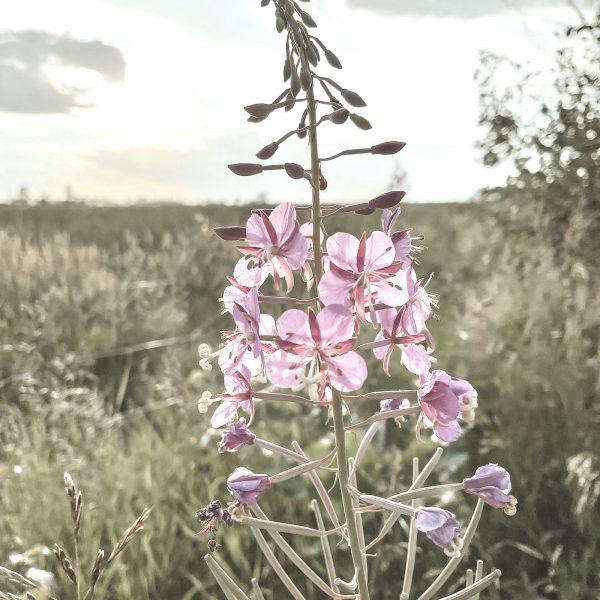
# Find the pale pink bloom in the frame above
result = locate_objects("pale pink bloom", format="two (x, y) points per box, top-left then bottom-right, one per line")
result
(211, 366), (253, 428)
(266, 305), (367, 395)
(234, 203), (309, 291)
(417, 369), (475, 443)
(318, 231), (405, 321)
(218, 287), (275, 376)
(227, 467), (270, 505)
(381, 208), (413, 261)
(372, 307), (431, 375)
(387, 265), (433, 335)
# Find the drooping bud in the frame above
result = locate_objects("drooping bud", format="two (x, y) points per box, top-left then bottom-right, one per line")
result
(319, 173), (328, 190)
(325, 49), (342, 69)
(299, 10), (317, 27)
(228, 163), (263, 176)
(218, 418), (256, 453)
(297, 108), (308, 139)
(290, 69), (301, 97)
(213, 226), (247, 241)
(283, 57), (291, 81)
(341, 88), (366, 107)
(306, 42), (319, 67)
(369, 190), (405, 210)
(350, 113), (372, 130)
(244, 103), (274, 119)
(227, 467), (271, 505)
(275, 10), (286, 33)
(329, 108), (349, 124)
(256, 142), (279, 160)
(284, 163), (306, 180)
(300, 66), (312, 91)
(371, 141), (406, 155)
(260, 0), (270, 6)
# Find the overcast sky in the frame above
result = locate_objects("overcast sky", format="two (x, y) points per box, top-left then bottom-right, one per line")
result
(0, 0), (591, 204)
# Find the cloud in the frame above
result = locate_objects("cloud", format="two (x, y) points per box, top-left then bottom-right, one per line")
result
(345, 0), (563, 18)
(0, 30), (125, 114)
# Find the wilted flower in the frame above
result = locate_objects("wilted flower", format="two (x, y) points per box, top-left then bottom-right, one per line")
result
(227, 467), (271, 505)
(210, 366), (253, 429)
(418, 370), (476, 443)
(415, 507), (463, 556)
(195, 499), (233, 536)
(218, 418), (256, 453)
(463, 464), (517, 515)
(234, 203), (309, 291)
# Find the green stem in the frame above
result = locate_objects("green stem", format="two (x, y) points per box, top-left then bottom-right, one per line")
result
(307, 81), (370, 600)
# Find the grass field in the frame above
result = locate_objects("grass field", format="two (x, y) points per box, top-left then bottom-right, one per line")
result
(0, 200), (598, 599)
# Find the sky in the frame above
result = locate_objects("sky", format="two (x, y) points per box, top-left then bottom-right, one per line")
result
(0, 0), (592, 204)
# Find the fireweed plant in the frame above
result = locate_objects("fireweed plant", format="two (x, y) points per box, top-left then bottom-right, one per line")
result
(195, 2), (517, 599)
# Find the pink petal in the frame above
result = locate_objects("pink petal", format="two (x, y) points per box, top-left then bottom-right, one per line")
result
(269, 203), (296, 245)
(245, 213), (271, 246)
(434, 420), (462, 442)
(372, 330), (389, 360)
(211, 401), (239, 428)
(318, 270), (354, 306)
(266, 350), (309, 388)
(276, 309), (311, 344)
(326, 352), (367, 391)
(364, 231), (396, 271)
(326, 232), (359, 271)
(317, 304), (355, 345)
(282, 231), (310, 270)
(233, 257), (270, 288)
(401, 344), (432, 375)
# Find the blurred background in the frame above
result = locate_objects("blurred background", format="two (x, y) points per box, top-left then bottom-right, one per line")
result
(1, 0), (599, 598)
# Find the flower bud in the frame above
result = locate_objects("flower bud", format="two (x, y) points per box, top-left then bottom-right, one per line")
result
(306, 43), (319, 67)
(227, 467), (270, 505)
(290, 70), (301, 97)
(299, 10), (317, 27)
(341, 88), (366, 107)
(213, 226), (247, 241)
(371, 141), (406, 155)
(369, 190), (405, 210)
(415, 507), (462, 555)
(350, 113), (372, 130)
(284, 163), (306, 180)
(283, 57), (291, 81)
(325, 49), (342, 69)
(228, 163), (263, 176)
(244, 103), (274, 118)
(256, 142), (279, 160)
(218, 418), (256, 453)
(319, 173), (328, 190)
(329, 108), (349, 124)
(300, 66), (312, 91)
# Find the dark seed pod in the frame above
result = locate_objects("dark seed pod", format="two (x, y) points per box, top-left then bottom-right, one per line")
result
(283, 57), (291, 81)
(213, 226), (247, 240)
(371, 141), (406, 155)
(284, 163), (306, 179)
(228, 163), (263, 176)
(256, 142), (279, 160)
(329, 108), (349, 124)
(369, 190), (406, 210)
(244, 103), (274, 118)
(300, 10), (317, 27)
(350, 113), (372, 130)
(290, 69), (301, 97)
(341, 88), (366, 107)
(300, 66), (312, 91)
(325, 49), (342, 69)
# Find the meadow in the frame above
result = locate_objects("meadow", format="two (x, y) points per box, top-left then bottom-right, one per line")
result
(0, 200), (598, 599)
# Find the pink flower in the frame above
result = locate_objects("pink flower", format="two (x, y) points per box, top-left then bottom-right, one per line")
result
(266, 305), (367, 395)
(417, 370), (476, 443)
(318, 231), (405, 321)
(387, 265), (433, 335)
(210, 367), (253, 428)
(415, 507), (462, 556)
(234, 203), (309, 291)
(218, 418), (256, 453)
(218, 287), (275, 376)
(372, 307), (431, 375)
(381, 208), (413, 261)
(463, 464), (517, 515)
(227, 467), (270, 505)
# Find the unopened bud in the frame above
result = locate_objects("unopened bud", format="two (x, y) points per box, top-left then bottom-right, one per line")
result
(228, 163), (263, 176)
(350, 113), (372, 130)
(329, 108), (349, 124)
(325, 49), (342, 69)
(290, 70), (301, 97)
(369, 190), (405, 210)
(371, 141), (406, 155)
(283, 57), (291, 81)
(341, 88), (366, 107)
(306, 43), (319, 67)
(213, 226), (247, 241)
(284, 163), (305, 180)
(300, 66), (312, 91)
(319, 173), (328, 190)
(244, 103), (274, 118)
(299, 10), (317, 27)
(256, 142), (279, 160)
